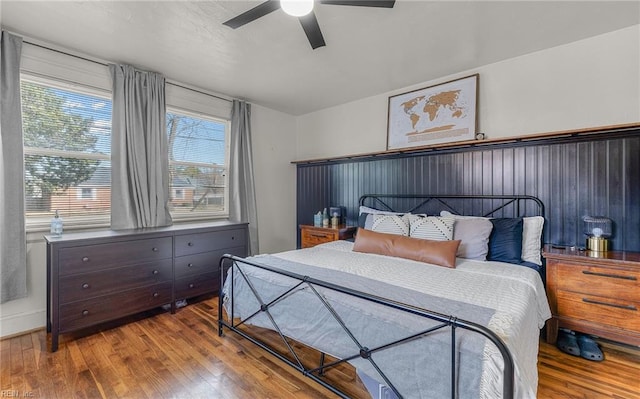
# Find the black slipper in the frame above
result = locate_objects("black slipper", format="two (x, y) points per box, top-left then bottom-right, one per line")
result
(557, 329), (580, 356)
(577, 335), (604, 361)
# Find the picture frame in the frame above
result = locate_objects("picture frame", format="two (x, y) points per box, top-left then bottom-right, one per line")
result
(387, 74), (478, 150)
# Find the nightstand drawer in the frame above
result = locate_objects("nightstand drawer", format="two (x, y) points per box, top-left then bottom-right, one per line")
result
(556, 290), (640, 334)
(556, 263), (640, 302)
(301, 227), (338, 247)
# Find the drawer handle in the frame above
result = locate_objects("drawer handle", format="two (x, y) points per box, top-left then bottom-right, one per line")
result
(153, 292), (159, 298)
(82, 310), (89, 316)
(152, 270), (159, 275)
(187, 263), (194, 268)
(187, 242), (194, 247)
(188, 283), (195, 288)
(82, 283), (90, 289)
(310, 233), (328, 238)
(582, 298), (637, 311)
(582, 270), (637, 281)
(152, 247), (159, 252)
(82, 256), (90, 262)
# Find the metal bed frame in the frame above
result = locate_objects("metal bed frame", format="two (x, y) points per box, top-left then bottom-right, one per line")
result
(218, 194), (545, 399)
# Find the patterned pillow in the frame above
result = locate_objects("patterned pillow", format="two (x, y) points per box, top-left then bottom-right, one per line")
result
(358, 206), (405, 229)
(370, 214), (410, 236)
(407, 215), (455, 241)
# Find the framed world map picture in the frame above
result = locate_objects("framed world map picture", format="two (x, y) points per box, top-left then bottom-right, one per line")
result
(387, 74), (478, 150)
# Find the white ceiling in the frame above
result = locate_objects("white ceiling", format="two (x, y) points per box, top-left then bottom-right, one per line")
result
(1, 1), (639, 115)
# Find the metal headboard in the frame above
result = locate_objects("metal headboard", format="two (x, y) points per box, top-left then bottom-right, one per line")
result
(359, 194), (544, 218)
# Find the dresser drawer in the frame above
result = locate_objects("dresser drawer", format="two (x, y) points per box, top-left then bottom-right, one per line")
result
(175, 246), (246, 279)
(59, 259), (173, 304)
(175, 229), (247, 256)
(175, 251), (220, 279)
(556, 290), (640, 334)
(59, 282), (172, 332)
(58, 237), (172, 275)
(175, 273), (219, 300)
(301, 227), (338, 248)
(556, 262), (640, 302)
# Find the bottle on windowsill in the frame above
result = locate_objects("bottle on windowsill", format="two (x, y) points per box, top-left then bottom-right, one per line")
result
(50, 210), (63, 237)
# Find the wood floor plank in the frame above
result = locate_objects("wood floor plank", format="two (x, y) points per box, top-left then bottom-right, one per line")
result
(9, 336), (25, 395)
(0, 337), (12, 390)
(2, 296), (638, 398)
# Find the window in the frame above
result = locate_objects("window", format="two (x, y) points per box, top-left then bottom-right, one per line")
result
(21, 78), (112, 222)
(167, 110), (229, 219)
(21, 75), (229, 228)
(77, 187), (96, 200)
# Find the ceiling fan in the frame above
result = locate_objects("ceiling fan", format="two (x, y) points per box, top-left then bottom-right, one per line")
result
(223, 0), (396, 50)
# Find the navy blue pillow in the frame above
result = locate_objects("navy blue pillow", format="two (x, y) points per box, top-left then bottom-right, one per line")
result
(487, 218), (523, 264)
(358, 212), (370, 228)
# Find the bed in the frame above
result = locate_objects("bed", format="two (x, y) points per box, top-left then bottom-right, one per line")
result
(218, 194), (551, 399)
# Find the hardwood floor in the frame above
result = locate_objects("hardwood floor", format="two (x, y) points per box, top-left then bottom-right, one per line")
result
(2, 296), (639, 398)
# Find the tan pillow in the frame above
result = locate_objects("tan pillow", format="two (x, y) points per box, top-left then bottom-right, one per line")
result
(353, 228), (461, 268)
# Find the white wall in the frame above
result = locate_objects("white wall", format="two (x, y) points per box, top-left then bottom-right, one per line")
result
(0, 234), (48, 338)
(251, 104), (297, 254)
(296, 25), (640, 160)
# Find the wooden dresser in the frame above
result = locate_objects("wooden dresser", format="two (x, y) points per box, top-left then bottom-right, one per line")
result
(46, 221), (247, 351)
(543, 245), (640, 346)
(299, 224), (357, 248)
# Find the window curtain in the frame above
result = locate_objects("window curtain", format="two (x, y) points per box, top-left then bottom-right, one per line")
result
(229, 100), (259, 255)
(0, 31), (27, 303)
(109, 64), (172, 230)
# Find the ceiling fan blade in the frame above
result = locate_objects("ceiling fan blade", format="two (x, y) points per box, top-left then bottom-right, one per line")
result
(299, 11), (326, 50)
(319, 0), (395, 7)
(223, 0), (281, 29)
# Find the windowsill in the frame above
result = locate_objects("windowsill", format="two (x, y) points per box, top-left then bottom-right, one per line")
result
(26, 213), (230, 234)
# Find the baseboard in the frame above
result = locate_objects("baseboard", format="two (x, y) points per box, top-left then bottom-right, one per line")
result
(0, 309), (46, 338)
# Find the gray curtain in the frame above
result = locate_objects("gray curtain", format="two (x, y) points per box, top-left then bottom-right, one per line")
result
(110, 64), (172, 230)
(0, 31), (27, 303)
(229, 100), (259, 255)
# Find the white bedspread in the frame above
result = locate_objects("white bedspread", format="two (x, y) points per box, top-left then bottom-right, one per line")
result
(261, 240), (551, 398)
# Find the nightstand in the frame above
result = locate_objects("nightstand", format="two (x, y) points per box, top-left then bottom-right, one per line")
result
(299, 224), (357, 248)
(543, 245), (640, 346)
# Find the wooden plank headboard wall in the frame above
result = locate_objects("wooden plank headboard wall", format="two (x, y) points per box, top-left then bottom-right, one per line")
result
(295, 124), (640, 251)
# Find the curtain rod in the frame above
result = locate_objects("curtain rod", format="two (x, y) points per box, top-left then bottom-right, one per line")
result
(23, 40), (234, 104)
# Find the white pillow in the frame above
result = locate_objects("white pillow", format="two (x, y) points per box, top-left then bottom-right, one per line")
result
(522, 216), (544, 265)
(406, 214), (455, 241)
(370, 214), (410, 236)
(440, 210), (544, 265)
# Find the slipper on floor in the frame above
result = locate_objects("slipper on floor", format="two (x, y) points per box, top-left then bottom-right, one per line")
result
(577, 335), (604, 361)
(557, 329), (580, 356)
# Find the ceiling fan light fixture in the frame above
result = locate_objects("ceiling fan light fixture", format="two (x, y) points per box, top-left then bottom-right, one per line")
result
(281, 0), (314, 17)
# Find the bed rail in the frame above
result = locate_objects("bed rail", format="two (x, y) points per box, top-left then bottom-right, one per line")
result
(218, 254), (515, 399)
